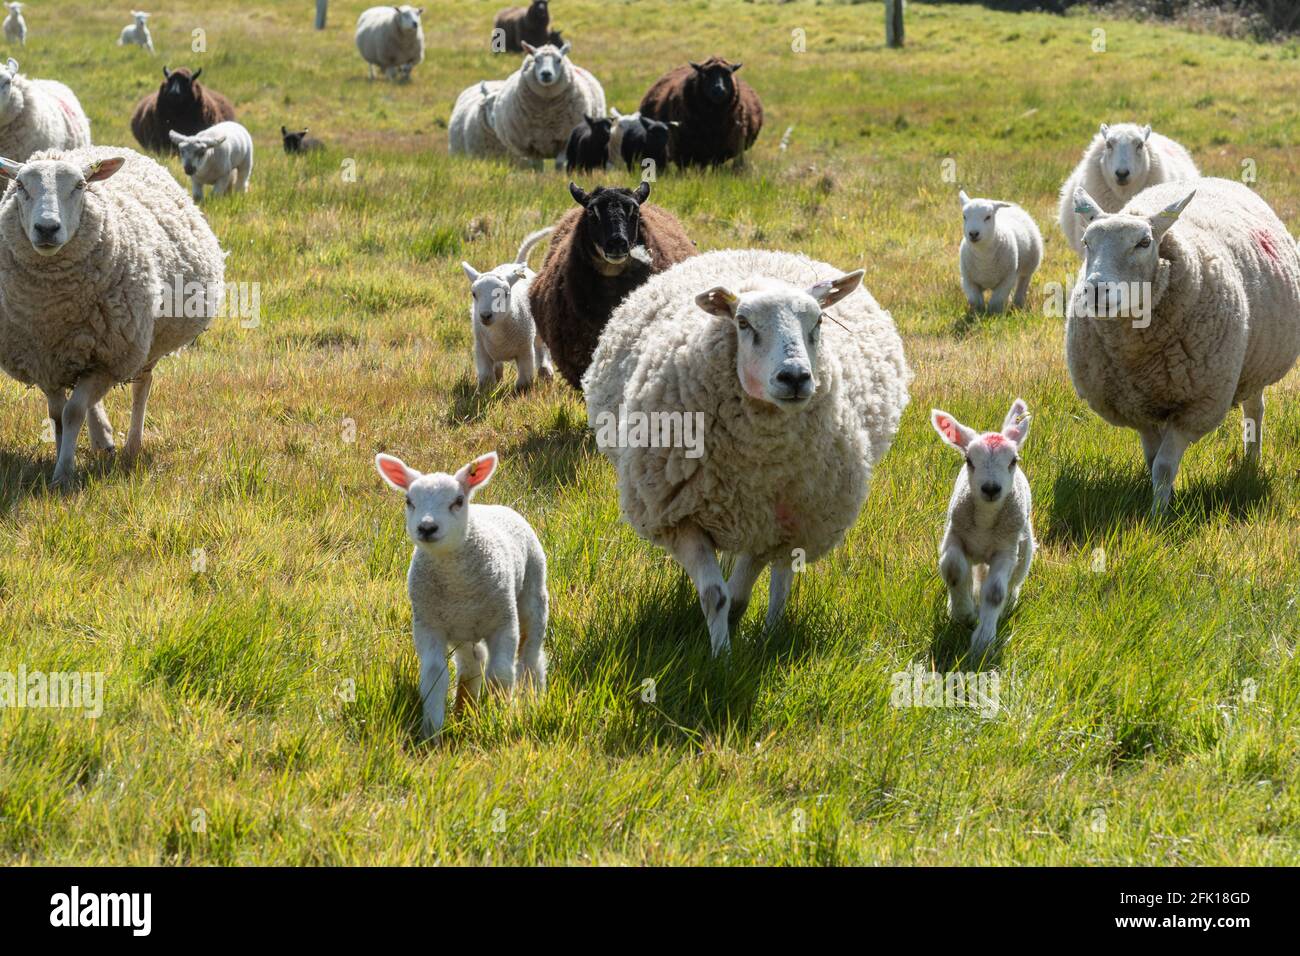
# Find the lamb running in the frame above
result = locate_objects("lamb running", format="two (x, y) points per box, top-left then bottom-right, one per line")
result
(958, 190), (1043, 314)
(117, 11), (154, 54)
(375, 451), (549, 738)
(931, 400), (1035, 658)
(3, 3), (26, 46)
(355, 5), (424, 82)
(169, 121), (253, 202)
(1057, 123), (1198, 254)
(1066, 178), (1300, 513)
(0, 58), (92, 161)
(489, 42), (605, 164)
(461, 226), (555, 390)
(583, 250), (911, 655)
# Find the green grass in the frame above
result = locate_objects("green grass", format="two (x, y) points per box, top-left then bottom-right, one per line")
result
(2, 0), (1299, 864)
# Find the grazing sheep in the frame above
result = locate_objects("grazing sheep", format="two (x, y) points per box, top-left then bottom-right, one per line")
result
(489, 42), (606, 164)
(638, 57), (762, 168)
(117, 11), (153, 54)
(374, 451), (549, 738)
(1067, 178), (1300, 513)
(1058, 123), (1198, 254)
(448, 80), (508, 157)
(461, 226), (556, 390)
(0, 146), (225, 487)
(355, 5), (424, 82)
(493, 0), (550, 53)
(530, 181), (696, 389)
(3, 3), (26, 46)
(281, 125), (323, 154)
(931, 400), (1035, 658)
(130, 67), (236, 154)
(563, 114), (611, 172)
(583, 249), (911, 655)
(0, 59), (91, 162)
(958, 190), (1043, 314)
(169, 121), (253, 202)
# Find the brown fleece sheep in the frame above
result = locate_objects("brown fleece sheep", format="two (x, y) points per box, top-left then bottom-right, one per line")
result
(493, 0), (552, 53)
(639, 57), (762, 168)
(530, 181), (697, 389)
(130, 67), (236, 154)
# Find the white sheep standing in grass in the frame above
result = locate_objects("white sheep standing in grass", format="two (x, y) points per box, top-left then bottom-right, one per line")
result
(168, 120), (253, 202)
(0, 146), (225, 487)
(355, 5), (424, 82)
(958, 190), (1042, 314)
(490, 42), (606, 165)
(448, 80), (508, 157)
(117, 11), (154, 54)
(3, 3), (27, 46)
(461, 226), (555, 390)
(1066, 178), (1300, 514)
(0, 58), (91, 161)
(931, 400), (1034, 658)
(583, 249), (911, 655)
(1057, 123), (1198, 254)
(375, 451), (549, 738)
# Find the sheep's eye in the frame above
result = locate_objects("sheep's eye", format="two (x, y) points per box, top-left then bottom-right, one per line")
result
(72, 181), (86, 193)
(984, 214), (991, 222)
(451, 496), (464, 510)
(404, 495), (413, 509)
(1137, 236), (1152, 249)
(736, 317), (751, 331)
(965, 456), (973, 469)
(1009, 457), (1019, 471)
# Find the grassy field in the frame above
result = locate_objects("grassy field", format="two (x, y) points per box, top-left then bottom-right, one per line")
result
(1, 0), (1299, 865)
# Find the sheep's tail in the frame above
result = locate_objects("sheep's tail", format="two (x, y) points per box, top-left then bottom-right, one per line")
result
(515, 226), (555, 264)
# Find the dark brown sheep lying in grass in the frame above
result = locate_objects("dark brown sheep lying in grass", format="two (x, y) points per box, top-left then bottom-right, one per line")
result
(639, 56), (762, 168)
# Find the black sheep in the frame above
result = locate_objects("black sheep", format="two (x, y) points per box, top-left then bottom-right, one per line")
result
(564, 115), (611, 173)
(639, 56), (763, 168)
(282, 126), (324, 154)
(130, 67), (237, 154)
(620, 115), (676, 175)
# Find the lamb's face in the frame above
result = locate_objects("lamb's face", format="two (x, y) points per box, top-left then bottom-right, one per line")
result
(397, 6), (422, 31)
(583, 116), (612, 146)
(375, 452), (498, 553)
(959, 193), (1008, 244)
(1098, 123), (1152, 196)
(931, 400), (1030, 506)
(0, 156), (124, 256)
(462, 262), (524, 328)
(133, 11), (149, 26)
(522, 43), (570, 90)
(170, 132), (221, 176)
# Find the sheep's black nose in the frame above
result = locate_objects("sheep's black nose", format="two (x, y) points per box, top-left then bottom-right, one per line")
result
(1114, 169), (1130, 183)
(479, 312), (494, 325)
(416, 520), (439, 540)
(968, 230), (980, 241)
(980, 482), (1002, 500)
(32, 222), (59, 242)
(774, 366), (813, 400)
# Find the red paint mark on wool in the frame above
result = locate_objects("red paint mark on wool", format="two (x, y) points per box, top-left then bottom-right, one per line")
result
(1254, 230), (1281, 263)
(774, 501), (799, 535)
(982, 434), (1008, 450)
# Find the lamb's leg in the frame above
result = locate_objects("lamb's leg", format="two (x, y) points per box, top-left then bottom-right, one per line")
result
(1241, 392), (1264, 464)
(1012, 270), (1033, 309)
(452, 642), (486, 715)
(726, 553), (767, 628)
(534, 335), (554, 380)
(1007, 534), (1034, 608)
(961, 276), (985, 313)
(123, 370), (153, 461)
(514, 346), (537, 392)
(1151, 427), (1194, 515)
(191, 178), (204, 203)
(969, 552), (1016, 658)
(940, 541), (976, 624)
(368, 63), (375, 81)
(766, 556), (794, 631)
(474, 337), (496, 390)
(484, 620), (520, 695)
(52, 371), (116, 489)
(413, 619), (449, 738)
(212, 172), (232, 197)
(666, 521), (731, 656)
(1138, 426), (1163, 474)
(87, 402), (115, 453)
(516, 580), (548, 693)
(986, 273), (1018, 315)
(235, 153), (252, 192)
(44, 390), (66, 450)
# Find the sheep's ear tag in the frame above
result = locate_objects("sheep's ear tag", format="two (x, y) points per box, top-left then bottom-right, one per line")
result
(0, 157), (21, 180)
(461, 453), (498, 492)
(83, 157), (124, 183)
(696, 287), (737, 318)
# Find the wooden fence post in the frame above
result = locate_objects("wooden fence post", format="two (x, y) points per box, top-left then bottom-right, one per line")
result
(315, 0), (327, 30)
(886, 0), (904, 49)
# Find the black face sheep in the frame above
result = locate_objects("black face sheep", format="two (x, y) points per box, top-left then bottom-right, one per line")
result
(529, 180), (697, 390)
(130, 67), (237, 155)
(493, 0), (550, 53)
(638, 57), (763, 168)
(281, 125), (323, 154)
(563, 114), (611, 173)
(619, 114), (676, 176)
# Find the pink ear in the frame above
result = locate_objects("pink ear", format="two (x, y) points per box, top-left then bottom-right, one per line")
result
(931, 411), (968, 449)
(375, 454), (412, 490)
(458, 452), (498, 492)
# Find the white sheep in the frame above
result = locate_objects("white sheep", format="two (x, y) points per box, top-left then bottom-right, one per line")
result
(490, 42), (606, 164)
(0, 58), (91, 162)
(1057, 123), (1198, 254)
(931, 400), (1034, 658)
(1066, 177), (1300, 513)
(0, 146), (224, 487)
(375, 451), (549, 738)
(355, 5), (424, 82)
(461, 226), (555, 390)
(3, 3), (26, 46)
(448, 80), (508, 157)
(583, 249), (911, 655)
(168, 121), (253, 202)
(958, 190), (1042, 314)
(117, 11), (154, 54)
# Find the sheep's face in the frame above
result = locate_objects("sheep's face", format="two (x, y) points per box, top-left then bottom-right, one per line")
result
(958, 192), (1009, 245)
(570, 181), (649, 268)
(375, 452), (497, 553)
(133, 12), (149, 26)
(396, 6), (422, 31)
(0, 58), (19, 121)
(169, 130), (224, 176)
(1098, 123), (1152, 196)
(0, 156), (125, 255)
(282, 128), (308, 153)
(696, 271), (864, 410)
(521, 42), (570, 90)
(690, 58), (741, 106)
(932, 400), (1030, 506)
(530, 0), (548, 14)
(160, 68), (199, 104)
(462, 262), (525, 329)
(639, 117), (674, 155)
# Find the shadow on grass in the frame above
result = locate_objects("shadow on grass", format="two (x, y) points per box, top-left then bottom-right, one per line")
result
(506, 409), (593, 494)
(0, 448), (123, 510)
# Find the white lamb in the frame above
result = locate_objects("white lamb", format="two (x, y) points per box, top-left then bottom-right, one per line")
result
(931, 400), (1034, 658)
(375, 451), (549, 738)
(490, 42), (606, 164)
(461, 226), (555, 390)
(355, 5), (424, 82)
(1066, 178), (1300, 513)
(0, 58), (91, 162)
(448, 80), (507, 157)
(1057, 123), (1198, 254)
(4, 3), (26, 46)
(168, 121), (253, 202)
(117, 11), (154, 54)
(958, 190), (1042, 314)
(583, 249), (911, 655)
(0, 146), (225, 487)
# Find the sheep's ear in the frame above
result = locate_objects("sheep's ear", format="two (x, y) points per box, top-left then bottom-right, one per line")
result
(0, 157), (22, 181)
(522, 42), (537, 55)
(931, 410), (977, 452)
(192, 68), (203, 82)
(5, 57), (17, 74)
(688, 61), (702, 71)
(1149, 190), (1194, 243)
(729, 62), (742, 73)
(559, 42), (571, 57)
(207, 134), (226, 146)
(992, 201), (1010, 211)
(610, 107), (622, 119)
(1001, 398), (1030, 445)
(83, 157), (125, 183)
(808, 269), (864, 308)
(696, 287), (738, 318)
(1142, 124), (1152, 141)
(163, 65), (170, 78)
(375, 453), (418, 491)
(281, 126), (288, 137)
(1073, 186), (1105, 225)
(568, 181), (590, 206)
(958, 189), (970, 207)
(461, 262), (479, 282)
(633, 181), (650, 204)
(1098, 122), (1109, 138)
(455, 452), (498, 496)
(168, 129), (185, 144)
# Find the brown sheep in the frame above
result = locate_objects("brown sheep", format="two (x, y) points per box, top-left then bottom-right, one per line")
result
(530, 181), (697, 390)
(130, 67), (236, 154)
(639, 57), (762, 168)
(493, 1), (554, 53)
